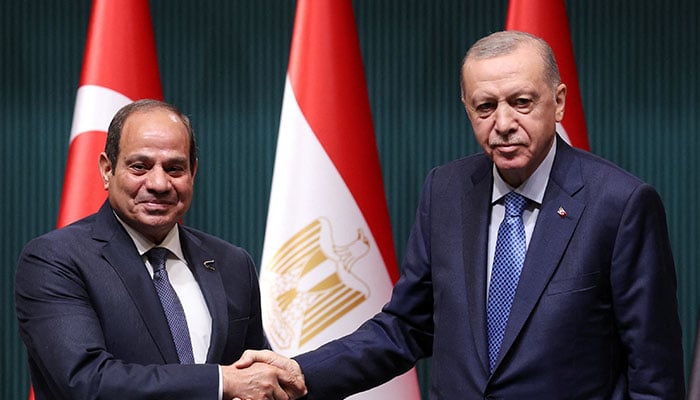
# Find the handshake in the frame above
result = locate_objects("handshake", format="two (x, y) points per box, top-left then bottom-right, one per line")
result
(221, 349), (307, 400)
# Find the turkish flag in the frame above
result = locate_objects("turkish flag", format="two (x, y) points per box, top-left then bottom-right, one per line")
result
(506, 0), (590, 150)
(28, 2), (161, 398)
(56, 0), (162, 228)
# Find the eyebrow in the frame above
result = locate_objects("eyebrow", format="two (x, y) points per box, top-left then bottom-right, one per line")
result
(124, 154), (189, 165)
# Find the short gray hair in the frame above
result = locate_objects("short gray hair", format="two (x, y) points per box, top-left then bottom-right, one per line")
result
(460, 31), (561, 94)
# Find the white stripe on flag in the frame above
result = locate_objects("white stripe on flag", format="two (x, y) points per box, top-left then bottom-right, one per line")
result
(261, 77), (394, 353)
(261, 74), (420, 400)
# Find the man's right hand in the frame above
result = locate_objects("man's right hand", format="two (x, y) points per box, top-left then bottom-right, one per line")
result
(221, 350), (307, 400)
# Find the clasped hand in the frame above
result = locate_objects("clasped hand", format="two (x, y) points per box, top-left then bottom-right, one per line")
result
(221, 349), (307, 400)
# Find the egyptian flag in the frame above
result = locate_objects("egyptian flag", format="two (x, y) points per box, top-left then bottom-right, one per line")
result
(259, 1), (421, 398)
(506, 0), (590, 150)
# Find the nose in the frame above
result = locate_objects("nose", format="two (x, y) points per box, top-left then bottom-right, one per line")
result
(493, 103), (518, 135)
(145, 167), (171, 193)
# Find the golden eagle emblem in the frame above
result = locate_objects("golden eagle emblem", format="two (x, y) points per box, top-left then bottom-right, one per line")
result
(263, 217), (371, 349)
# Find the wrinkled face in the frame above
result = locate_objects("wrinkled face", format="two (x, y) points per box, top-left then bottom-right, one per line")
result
(461, 44), (566, 187)
(99, 108), (197, 244)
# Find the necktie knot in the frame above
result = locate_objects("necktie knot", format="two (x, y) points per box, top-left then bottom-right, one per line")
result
(504, 192), (527, 217)
(147, 247), (170, 274)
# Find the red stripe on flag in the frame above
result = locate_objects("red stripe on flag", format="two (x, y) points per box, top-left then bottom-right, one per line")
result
(80, 0), (162, 100)
(506, 0), (590, 151)
(287, 0), (400, 282)
(56, 131), (107, 228)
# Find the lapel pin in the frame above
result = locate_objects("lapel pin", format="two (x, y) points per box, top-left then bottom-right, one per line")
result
(203, 260), (216, 271)
(557, 207), (567, 218)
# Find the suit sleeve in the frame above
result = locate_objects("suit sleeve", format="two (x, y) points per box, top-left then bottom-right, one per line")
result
(15, 237), (219, 400)
(294, 169), (437, 400)
(610, 183), (685, 398)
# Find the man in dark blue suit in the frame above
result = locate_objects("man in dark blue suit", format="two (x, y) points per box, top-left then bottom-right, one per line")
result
(15, 100), (306, 400)
(240, 31), (685, 398)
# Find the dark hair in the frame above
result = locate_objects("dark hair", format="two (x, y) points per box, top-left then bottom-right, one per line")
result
(105, 99), (198, 171)
(460, 31), (561, 96)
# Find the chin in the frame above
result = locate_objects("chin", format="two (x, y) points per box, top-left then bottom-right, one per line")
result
(137, 214), (177, 227)
(494, 157), (528, 171)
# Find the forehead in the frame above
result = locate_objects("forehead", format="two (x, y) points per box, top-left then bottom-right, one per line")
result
(120, 109), (190, 152)
(462, 46), (547, 97)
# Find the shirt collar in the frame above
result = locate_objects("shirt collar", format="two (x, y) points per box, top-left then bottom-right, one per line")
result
(491, 138), (556, 205)
(113, 213), (186, 262)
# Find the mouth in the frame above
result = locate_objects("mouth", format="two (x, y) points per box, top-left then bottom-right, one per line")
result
(138, 199), (176, 211)
(492, 143), (522, 154)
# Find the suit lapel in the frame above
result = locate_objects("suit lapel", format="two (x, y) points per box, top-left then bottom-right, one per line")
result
(178, 228), (228, 363)
(462, 159), (493, 375)
(494, 138), (586, 371)
(92, 202), (180, 363)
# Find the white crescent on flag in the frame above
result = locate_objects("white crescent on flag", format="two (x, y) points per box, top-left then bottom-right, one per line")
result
(69, 85), (131, 143)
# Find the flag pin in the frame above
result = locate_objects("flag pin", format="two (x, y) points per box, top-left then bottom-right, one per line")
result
(557, 207), (567, 218)
(203, 260), (216, 271)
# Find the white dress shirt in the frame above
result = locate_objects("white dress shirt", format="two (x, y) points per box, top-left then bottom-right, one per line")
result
(486, 140), (556, 294)
(116, 217), (212, 363)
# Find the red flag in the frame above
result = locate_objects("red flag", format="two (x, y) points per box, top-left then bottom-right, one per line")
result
(28, 1), (162, 398)
(259, 1), (420, 398)
(506, 0), (590, 150)
(56, 0), (162, 228)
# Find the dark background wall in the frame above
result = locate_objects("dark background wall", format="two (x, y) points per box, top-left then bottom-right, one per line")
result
(2, 1), (698, 398)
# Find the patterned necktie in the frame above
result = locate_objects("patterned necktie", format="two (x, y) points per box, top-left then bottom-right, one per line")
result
(147, 247), (195, 364)
(487, 192), (527, 373)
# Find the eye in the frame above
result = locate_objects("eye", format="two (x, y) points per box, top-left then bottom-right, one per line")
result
(512, 97), (534, 112)
(129, 163), (148, 173)
(475, 102), (496, 117)
(166, 165), (187, 176)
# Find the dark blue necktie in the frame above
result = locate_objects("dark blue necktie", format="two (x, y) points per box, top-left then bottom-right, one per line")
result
(147, 247), (195, 364)
(487, 192), (527, 373)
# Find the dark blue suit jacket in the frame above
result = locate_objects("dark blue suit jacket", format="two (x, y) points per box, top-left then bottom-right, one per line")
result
(15, 201), (268, 400)
(295, 137), (685, 399)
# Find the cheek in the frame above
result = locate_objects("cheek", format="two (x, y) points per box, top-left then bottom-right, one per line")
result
(112, 176), (146, 201)
(174, 181), (195, 201)
(471, 120), (492, 141)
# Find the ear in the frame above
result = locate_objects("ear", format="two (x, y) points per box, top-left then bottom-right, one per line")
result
(98, 152), (112, 190)
(554, 83), (567, 122)
(190, 158), (198, 179)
